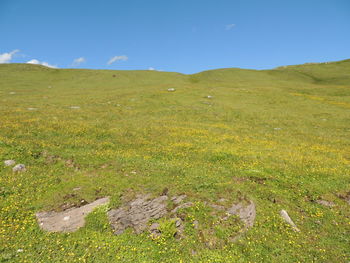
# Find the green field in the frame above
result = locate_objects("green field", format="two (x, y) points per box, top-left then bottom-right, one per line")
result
(1, 60), (349, 262)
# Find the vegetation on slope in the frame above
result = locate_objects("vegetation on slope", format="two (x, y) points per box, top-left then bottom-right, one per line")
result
(0, 61), (349, 262)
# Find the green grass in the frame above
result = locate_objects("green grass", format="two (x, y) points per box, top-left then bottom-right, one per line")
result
(0, 60), (349, 262)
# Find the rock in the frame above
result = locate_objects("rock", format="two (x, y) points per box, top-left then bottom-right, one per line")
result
(209, 204), (225, 211)
(171, 195), (187, 204)
(280, 210), (300, 232)
(205, 95), (213, 99)
(108, 195), (168, 235)
(36, 197), (109, 232)
(4, 160), (15, 166)
(149, 222), (161, 237)
(173, 218), (185, 239)
(175, 218), (182, 227)
(171, 202), (193, 213)
(226, 200), (256, 228)
(315, 200), (335, 207)
(12, 164), (26, 172)
(167, 88), (175, 92)
(149, 222), (160, 231)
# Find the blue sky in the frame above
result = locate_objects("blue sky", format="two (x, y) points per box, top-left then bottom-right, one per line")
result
(0, 0), (349, 73)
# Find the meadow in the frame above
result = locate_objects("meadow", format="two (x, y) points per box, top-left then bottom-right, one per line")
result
(0, 60), (349, 262)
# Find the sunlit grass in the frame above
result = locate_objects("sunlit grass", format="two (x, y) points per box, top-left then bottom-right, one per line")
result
(0, 61), (349, 262)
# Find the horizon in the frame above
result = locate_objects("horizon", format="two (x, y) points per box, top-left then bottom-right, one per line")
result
(1, 0), (350, 74)
(3, 57), (349, 75)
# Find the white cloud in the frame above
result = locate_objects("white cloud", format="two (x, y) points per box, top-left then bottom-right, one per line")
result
(148, 67), (163, 71)
(27, 59), (57, 68)
(72, 57), (86, 66)
(225, 24), (235, 30)
(107, 55), (128, 65)
(0, 49), (20, 63)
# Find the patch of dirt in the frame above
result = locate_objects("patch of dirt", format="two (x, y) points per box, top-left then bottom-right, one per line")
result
(41, 151), (80, 170)
(233, 176), (268, 185)
(337, 191), (350, 205)
(315, 200), (335, 207)
(36, 197), (109, 232)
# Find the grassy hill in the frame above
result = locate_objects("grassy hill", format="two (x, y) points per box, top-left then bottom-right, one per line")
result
(0, 61), (349, 262)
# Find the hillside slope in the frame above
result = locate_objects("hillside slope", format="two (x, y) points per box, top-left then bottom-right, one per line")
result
(0, 61), (349, 262)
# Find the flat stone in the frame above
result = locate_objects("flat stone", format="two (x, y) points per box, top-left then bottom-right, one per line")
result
(12, 164), (26, 172)
(4, 160), (15, 166)
(227, 200), (256, 228)
(36, 197), (109, 232)
(108, 195), (168, 235)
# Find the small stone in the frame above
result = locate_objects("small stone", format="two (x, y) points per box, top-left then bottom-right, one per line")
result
(167, 88), (175, 92)
(12, 164), (26, 172)
(171, 202), (193, 213)
(63, 216), (70, 221)
(171, 195), (187, 204)
(4, 160), (16, 166)
(175, 218), (182, 227)
(280, 210), (300, 232)
(149, 223), (160, 231)
(70, 106), (80, 109)
(9, 92), (16, 95)
(193, 220), (199, 229)
(205, 95), (213, 99)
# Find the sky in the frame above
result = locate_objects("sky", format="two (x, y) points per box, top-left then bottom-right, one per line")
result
(0, 0), (349, 74)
